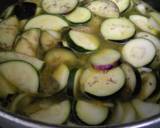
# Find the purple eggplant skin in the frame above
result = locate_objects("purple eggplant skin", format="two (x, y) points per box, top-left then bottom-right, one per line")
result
(14, 2), (37, 20)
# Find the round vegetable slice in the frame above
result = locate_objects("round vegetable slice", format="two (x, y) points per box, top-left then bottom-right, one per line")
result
(65, 7), (92, 24)
(90, 49), (121, 70)
(87, 0), (119, 18)
(44, 48), (77, 67)
(122, 38), (156, 68)
(75, 100), (109, 125)
(136, 32), (160, 69)
(80, 67), (125, 97)
(67, 30), (100, 52)
(42, 0), (78, 14)
(0, 61), (39, 93)
(101, 18), (135, 41)
(24, 15), (69, 31)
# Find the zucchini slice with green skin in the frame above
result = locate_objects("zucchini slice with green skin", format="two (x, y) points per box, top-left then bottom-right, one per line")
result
(111, 0), (130, 13)
(80, 67), (125, 97)
(101, 18), (135, 41)
(52, 64), (70, 92)
(0, 52), (44, 71)
(0, 73), (17, 98)
(44, 48), (77, 67)
(119, 63), (141, 100)
(90, 49), (121, 70)
(65, 7), (92, 24)
(41, 0), (78, 14)
(67, 30), (100, 52)
(0, 16), (19, 50)
(129, 15), (159, 35)
(75, 100), (109, 125)
(137, 72), (157, 100)
(24, 15), (69, 31)
(136, 32), (160, 69)
(0, 61), (39, 93)
(132, 99), (160, 119)
(30, 100), (71, 124)
(122, 38), (156, 68)
(67, 68), (83, 97)
(87, 0), (119, 18)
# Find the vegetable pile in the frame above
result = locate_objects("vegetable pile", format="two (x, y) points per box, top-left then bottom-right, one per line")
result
(0, 0), (160, 126)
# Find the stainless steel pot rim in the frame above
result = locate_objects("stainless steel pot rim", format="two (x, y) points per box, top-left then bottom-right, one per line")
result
(0, 107), (160, 128)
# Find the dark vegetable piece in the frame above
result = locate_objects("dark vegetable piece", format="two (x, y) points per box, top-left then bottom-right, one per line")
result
(14, 2), (37, 20)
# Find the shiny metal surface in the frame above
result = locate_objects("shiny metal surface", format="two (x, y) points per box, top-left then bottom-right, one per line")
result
(0, 0), (160, 127)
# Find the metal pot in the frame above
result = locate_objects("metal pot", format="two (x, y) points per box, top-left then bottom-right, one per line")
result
(0, 0), (160, 128)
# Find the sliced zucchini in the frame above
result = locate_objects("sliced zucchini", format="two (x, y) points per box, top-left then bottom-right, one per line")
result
(8, 93), (32, 113)
(137, 72), (157, 100)
(80, 67), (125, 97)
(108, 101), (124, 124)
(149, 12), (160, 26)
(135, 2), (151, 15)
(44, 48), (77, 67)
(0, 16), (19, 50)
(39, 65), (60, 96)
(41, 0), (78, 14)
(129, 15), (159, 35)
(0, 52), (44, 71)
(87, 0), (119, 18)
(67, 68), (83, 97)
(90, 49), (121, 70)
(148, 17), (160, 31)
(15, 38), (36, 57)
(40, 31), (60, 51)
(75, 100), (109, 125)
(15, 29), (40, 57)
(101, 18), (135, 41)
(30, 100), (71, 124)
(136, 32), (160, 69)
(122, 38), (156, 68)
(120, 63), (141, 100)
(0, 61), (39, 93)
(14, 2), (37, 20)
(67, 30), (100, 52)
(121, 102), (136, 124)
(0, 73), (17, 98)
(22, 28), (41, 50)
(132, 99), (160, 119)
(111, 0), (130, 12)
(52, 64), (70, 91)
(65, 7), (91, 24)
(24, 15), (69, 31)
